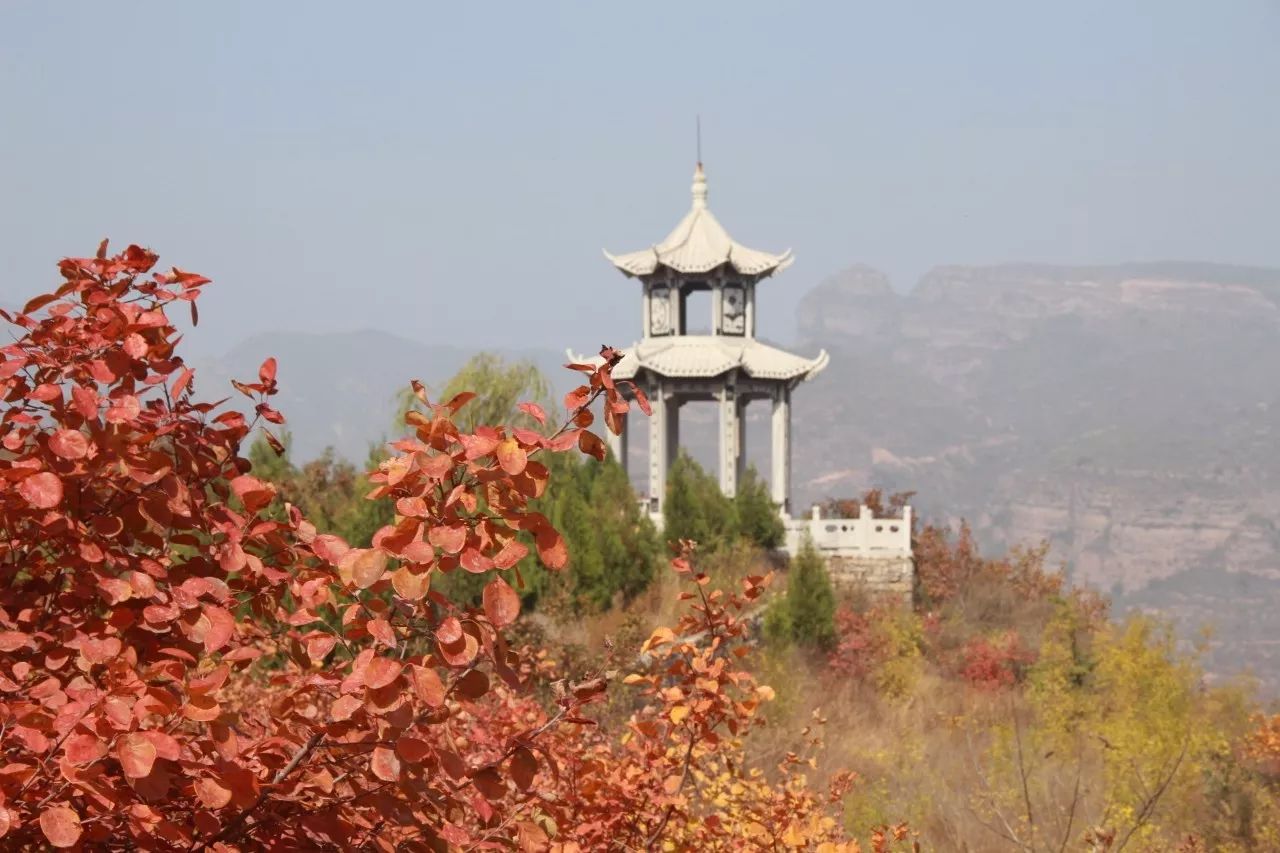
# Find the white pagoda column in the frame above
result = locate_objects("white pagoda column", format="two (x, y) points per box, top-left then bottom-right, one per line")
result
(771, 386), (791, 516)
(736, 397), (748, 487)
(666, 397), (681, 473)
(649, 383), (667, 515)
(719, 385), (740, 497)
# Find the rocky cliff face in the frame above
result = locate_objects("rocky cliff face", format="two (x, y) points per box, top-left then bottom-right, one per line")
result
(792, 262), (1280, 685)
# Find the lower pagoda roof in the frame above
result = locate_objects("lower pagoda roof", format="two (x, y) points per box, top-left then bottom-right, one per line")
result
(571, 336), (829, 383)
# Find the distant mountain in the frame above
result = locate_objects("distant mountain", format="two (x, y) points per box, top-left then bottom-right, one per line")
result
(791, 261), (1280, 686)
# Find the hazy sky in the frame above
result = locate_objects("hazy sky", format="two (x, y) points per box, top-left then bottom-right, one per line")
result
(2, 2), (1277, 352)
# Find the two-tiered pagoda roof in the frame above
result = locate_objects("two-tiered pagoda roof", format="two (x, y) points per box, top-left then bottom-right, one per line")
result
(603, 165), (794, 278)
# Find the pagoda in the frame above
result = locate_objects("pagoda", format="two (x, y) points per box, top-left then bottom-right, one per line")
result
(578, 163), (828, 521)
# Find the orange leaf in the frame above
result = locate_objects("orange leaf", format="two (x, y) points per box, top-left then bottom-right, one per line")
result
(437, 617), (463, 645)
(194, 775), (233, 809)
(201, 604), (235, 653)
(391, 565), (431, 601)
(496, 437), (527, 475)
(642, 626), (675, 654)
(184, 693), (221, 722)
(363, 656), (403, 690)
(48, 429), (89, 460)
(483, 577), (520, 628)
(370, 746), (401, 782)
(535, 526), (568, 570)
(368, 617), (396, 649)
(410, 665), (446, 707)
(330, 694), (362, 722)
(63, 732), (106, 765)
(18, 471), (62, 509)
(428, 524), (466, 555)
(118, 733), (157, 778)
(396, 735), (431, 763)
(517, 401), (546, 424)
(39, 805), (82, 848)
(344, 548), (387, 589)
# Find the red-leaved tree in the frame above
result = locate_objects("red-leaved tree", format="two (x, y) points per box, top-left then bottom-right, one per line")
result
(0, 243), (652, 849)
(0, 243), (910, 852)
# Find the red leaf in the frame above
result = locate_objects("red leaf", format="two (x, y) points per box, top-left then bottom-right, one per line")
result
(517, 401), (547, 424)
(201, 605), (236, 653)
(71, 385), (97, 418)
(546, 429), (581, 452)
(123, 333), (148, 359)
(368, 617), (396, 649)
(455, 668), (489, 699)
(39, 805), (82, 848)
(458, 432), (500, 460)
(194, 775), (233, 809)
(510, 746), (538, 791)
(396, 735), (431, 763)
(171, 366), (194, 397)
(104, 394), (140, 423)
(472, 767), (505, 801)
(339, 548), (387, 589)
(259, 356), (278, 385)
(460, 547), (493, 574)
(633, 385), (652, 416)
(63, 732), (106, 765)
(483, 577), (520, 628)
(491, 539), (528, 570)
(0, 631), (31, 652)
(118, 733), (158, 778)
(183, 693), (221, 722)
(437, 617), (463, 645)
(363, 656), (403, 690)
(49, 429), (89, 460)
(312, 534), (350, 565)
(578, 430), (606, 461)
(370, 746), (401, 782)
(564, 385), (591, 411)
(535, 526), (568, 570)
(428, 524), (466, 555)
(18, 471), (62, 509)
(410, 665), (446, 707)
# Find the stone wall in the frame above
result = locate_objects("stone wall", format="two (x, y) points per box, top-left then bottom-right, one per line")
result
(826, 553), (914, 597)
(783, 505), (915, 599)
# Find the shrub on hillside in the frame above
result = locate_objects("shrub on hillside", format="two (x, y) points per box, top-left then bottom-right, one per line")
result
(766, 535), (837, 650)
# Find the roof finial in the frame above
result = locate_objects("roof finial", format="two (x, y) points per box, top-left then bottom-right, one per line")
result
(696, 114), (702, 168)
(692, 116), (708, 210)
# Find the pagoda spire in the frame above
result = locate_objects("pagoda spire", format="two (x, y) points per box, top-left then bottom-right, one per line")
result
(691, 162), (708, 211)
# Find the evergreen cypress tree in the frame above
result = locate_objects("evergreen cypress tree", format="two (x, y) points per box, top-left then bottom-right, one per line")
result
(734, 465), (785, 549)
(771, 535), (837, 650)
(664, 451), (737, 548)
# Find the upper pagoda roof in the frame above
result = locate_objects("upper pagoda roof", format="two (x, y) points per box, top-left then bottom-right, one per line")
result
(603, 164), (794, 278)
(570, 336), (829, 383)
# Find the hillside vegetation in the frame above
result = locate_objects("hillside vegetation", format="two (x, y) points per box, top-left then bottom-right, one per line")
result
(254, 348), (1280, 850)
